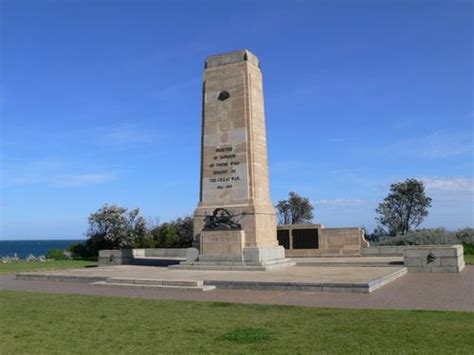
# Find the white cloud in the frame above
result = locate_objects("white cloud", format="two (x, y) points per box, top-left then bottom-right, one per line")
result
(52, 173), (117, 187)
(389, 132), (473, 159)
(2, 158), (118, 188)
(352, 131), (473, 161)
(2, 121), (162, 152)
(315, 199), (370, 207)
(98, 123), (158, 147)
(423, 177), (474, 193)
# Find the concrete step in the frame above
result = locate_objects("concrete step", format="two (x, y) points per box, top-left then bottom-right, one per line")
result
(92, 281), (216, 292)
(294, 261), (404, 267)
(367, 267), (407, 292)
(291, 257), (404, 268)
(204, 267), (408, 293)
(169, 260), (296, 271)
(16, 273), (107, 283)
(107, 277), (203, 287)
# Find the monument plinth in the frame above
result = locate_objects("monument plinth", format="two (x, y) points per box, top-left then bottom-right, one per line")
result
(173, 49), (294, 271)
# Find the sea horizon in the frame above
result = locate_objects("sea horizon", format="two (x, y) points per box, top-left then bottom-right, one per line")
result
(0, 239), (87, 258)
(1, 238), (87, 242)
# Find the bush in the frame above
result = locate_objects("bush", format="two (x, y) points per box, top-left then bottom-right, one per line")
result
(78, 204), (193, 258)
(151, 223), (178, 248)
(455, 228), (474, 247)
(67, 243), (97, 261)
(80, 204), (154, 258)
(150, 216), (193, 249)
(463, 243), (474, 255)
(170, 216), (193, 248)
(375, 228), (474, 254)
(46, 249), (69, 260)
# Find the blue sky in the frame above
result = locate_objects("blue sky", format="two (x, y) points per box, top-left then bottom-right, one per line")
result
(1, 0), (473, 240)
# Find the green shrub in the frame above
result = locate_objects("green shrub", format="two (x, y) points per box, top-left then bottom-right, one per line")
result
(150, 216), (193, 248)
(67, 243), (97, 261)
(375, 228), (474, 255)
(462, 242), (474, 256)
(151, 223), (178, 248)
(46, 249), (69, 260)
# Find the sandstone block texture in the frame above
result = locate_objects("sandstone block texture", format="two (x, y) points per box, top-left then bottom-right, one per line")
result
(361, 246), (408, 257)
(195, 49), (277, 249)
(99, 249), (133, 266)
(185, 49), (293, 270)
(280, 224), (368, 257)
(321, 228), (367, 256)
(143, 249), (188, 258)
(200, 230), (245, 262)
(99, 248), (192, 266)
(403, 245), (465, 273)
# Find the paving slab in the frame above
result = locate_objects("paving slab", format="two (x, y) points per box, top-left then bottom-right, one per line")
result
(15, 265), (406, 293)
(14, 264), (402, 283)
(1, 266), (473, 311)
(292, 256), (403, 267)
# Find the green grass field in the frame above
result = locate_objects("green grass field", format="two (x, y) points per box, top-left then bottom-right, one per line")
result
(0, 260), (97, 274)
(0, 290), (473, 354)
(464, 254), (474, 265)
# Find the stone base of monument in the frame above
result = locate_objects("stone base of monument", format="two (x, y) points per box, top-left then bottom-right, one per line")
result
(169, 230), (295, 271)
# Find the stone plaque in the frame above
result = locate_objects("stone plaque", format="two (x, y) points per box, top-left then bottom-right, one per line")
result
(200, 230), (245, 262)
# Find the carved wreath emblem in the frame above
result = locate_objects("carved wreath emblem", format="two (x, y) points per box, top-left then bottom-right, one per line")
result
(427, 252), (437, 264)
(203, 208), (241, 231)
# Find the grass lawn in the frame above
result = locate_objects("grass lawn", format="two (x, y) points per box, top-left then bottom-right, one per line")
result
(1, 291), (473, 354)
(0, 260), (97, 274)
(465, 254), (474, 265)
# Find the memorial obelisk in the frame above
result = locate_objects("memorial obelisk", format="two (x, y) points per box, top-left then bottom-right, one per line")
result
(176, 49), (293, 270)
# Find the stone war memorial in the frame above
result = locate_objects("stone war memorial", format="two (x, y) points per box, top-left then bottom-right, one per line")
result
(173, 49), (294, 270)
(15, 49), (466, 295)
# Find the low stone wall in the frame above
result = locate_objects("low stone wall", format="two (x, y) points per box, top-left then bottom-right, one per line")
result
(321, 228), (367, 256)
(99, 248), (191, 266)
(143, 248), (188, 258)
(403, 245), (465, 273)
(361, 246), (408, 257)
(98, 249), (134, 266)
(280, 224), (368, 257)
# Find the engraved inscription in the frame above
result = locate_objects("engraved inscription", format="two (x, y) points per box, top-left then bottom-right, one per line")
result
(208, 145), (242, 190)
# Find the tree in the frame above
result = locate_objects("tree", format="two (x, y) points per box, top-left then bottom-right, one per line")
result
(86, 204), (150, 251)
(276, 192), (314, 224)
(151, 223), (178, 248)
(68, 242), (96, 260)
(170, 216), (194, 248)
(375, 178), (432, 236)
(276, 200), (291, 225)
(150, 216), (194, 248)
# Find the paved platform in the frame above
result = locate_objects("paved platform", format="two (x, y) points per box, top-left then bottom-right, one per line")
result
(101, 255), (403, 268)
(292, 256), (403, 267)
(15, 264), (407, 293)
(2, 266), (473, 311)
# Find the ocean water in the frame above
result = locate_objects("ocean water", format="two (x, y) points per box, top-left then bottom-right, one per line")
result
(0, 240), (85, 259)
